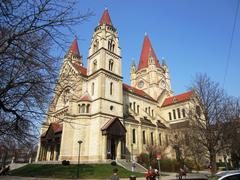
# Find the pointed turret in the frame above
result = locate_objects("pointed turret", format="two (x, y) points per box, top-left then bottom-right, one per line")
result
(69, 38), (81, 57)
(138, 34), (160, 70)
(99, 8), (112, 26)
(67, 38), (82, 66)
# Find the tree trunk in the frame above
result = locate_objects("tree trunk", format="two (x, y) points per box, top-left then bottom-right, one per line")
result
(210, 151), (217, 175)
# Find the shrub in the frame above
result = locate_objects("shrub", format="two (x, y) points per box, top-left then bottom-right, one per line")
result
(137, 153), (180, 172)
(62, 160), (70, 166)
(111, 161), (117, 166)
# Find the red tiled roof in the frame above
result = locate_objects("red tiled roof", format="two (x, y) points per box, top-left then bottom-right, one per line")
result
(71, 62), (87, 76)
(51, 123), (63, 133)
(138, 35), (160, 70)
(99, 9), (112, 26)
(123, 83), (156, 102)
(69, 38), (81, 57)
(161, 91), (193, 107)
(80, 93), (92, 101)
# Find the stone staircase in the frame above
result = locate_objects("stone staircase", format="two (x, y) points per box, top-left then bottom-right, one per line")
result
(117, 159), (147, 173)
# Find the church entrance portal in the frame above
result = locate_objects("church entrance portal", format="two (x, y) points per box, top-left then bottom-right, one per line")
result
(101, 117), (127, 160)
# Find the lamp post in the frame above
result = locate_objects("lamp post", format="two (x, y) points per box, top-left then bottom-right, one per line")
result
(77, 140), (83, 179)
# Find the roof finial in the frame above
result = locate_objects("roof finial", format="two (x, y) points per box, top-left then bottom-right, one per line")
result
(105, 7), (108, 10)
(144, 32), (147, 36)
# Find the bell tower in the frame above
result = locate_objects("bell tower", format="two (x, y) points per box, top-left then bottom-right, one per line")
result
(131, 34), (173, 100)
(87, 9), (123, 117)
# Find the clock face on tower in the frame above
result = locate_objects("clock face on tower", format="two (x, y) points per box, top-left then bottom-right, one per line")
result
(138, 80), (144, 88)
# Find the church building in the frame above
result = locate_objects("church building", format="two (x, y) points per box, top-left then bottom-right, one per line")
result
(36, 9), (193, 163)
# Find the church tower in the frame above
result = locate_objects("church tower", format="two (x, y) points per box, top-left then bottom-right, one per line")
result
(87, 9), (123, 118)
(130, 34), (173, 100)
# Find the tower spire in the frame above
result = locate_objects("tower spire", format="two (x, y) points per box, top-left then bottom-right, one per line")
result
(99, 9), (112, 26)
(138, 35), (160, 70)
(69, 38), (81, 57)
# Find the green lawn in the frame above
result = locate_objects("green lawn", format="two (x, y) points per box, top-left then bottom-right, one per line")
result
(10, 164), (145, 179)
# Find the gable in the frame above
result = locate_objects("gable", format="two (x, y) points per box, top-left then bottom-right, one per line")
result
(101, 117), (126, 136)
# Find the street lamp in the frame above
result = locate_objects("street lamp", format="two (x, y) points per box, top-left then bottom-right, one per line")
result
(77, 140), (83, 178)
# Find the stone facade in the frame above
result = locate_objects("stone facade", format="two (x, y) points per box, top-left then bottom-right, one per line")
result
(36, 9), (194, 163)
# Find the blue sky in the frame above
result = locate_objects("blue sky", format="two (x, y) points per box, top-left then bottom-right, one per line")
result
(63, 0), (240, 97)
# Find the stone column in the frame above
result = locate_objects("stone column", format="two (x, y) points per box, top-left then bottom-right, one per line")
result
(53, 145), (57, 161)
(102, 135), (107, 160)
(116, 139), (121, 159)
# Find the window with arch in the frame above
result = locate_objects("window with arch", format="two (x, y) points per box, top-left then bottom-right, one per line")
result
(110, 82), (113, 95)
(168, 112), (172, 120)
(142, 131), (146, 144)
(132, 129), (136, 144)
(109, 59), (114, 71)
(81, 104), (86, 113)
(151, 132), (154, 145)
(91, 83), (94, 96)
(173, 109), (176, 119)
(133, 102), (136, 112)
(86, 104), (90, 113)
(108, 39), (115, 52)
(93, 39), (99, 52)
(159, 133), (162, 146)
(177, 108), (181, 118)
(137, 105), (140, 114)
(93, 60), (97, 72)
(148, 107), (150, 114)
(182, 109), (186, 117)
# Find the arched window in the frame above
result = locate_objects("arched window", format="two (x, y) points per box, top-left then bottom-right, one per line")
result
(92, 83), (94, 95)
(86, 104), (90, 113)
(159, 133), (162, 146)
(148, 107), (150, 114)
(182, 109), (186, 117)
(110, 82), (113, 95)
(151, 132), (154, 145)
(177, 108), (181, 118)
(108, 39), (115, 52)
(109, 60), (114, 71)
(152, 109), (154, 117)
(133, 102), (136, 112)
(137, 105), (140, 114)
(132, 129), (136, 144)
(142, 131), (146, 144)
(93, 40), (99, 52)
(173, 109), (176, 119)
(93, 60), (97, 72)
(112, 44), (115, 52)
(81, 104), (86, 113)
(196, 106), (201, 117)
(168, 112), (172, 120)
(78, 104), (81, 113)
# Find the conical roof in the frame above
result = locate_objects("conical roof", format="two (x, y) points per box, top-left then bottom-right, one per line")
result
(99, 9), (112, 26)
(69, 38), (81, 57)
(138, 35), (160, 70)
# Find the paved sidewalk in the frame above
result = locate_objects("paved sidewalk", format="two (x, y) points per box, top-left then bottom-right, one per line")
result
(0, 172), (209, 180)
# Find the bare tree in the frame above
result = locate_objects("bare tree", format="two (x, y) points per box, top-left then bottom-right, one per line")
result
(0, 0), (93, 143)
(188, 74), (234, 173)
